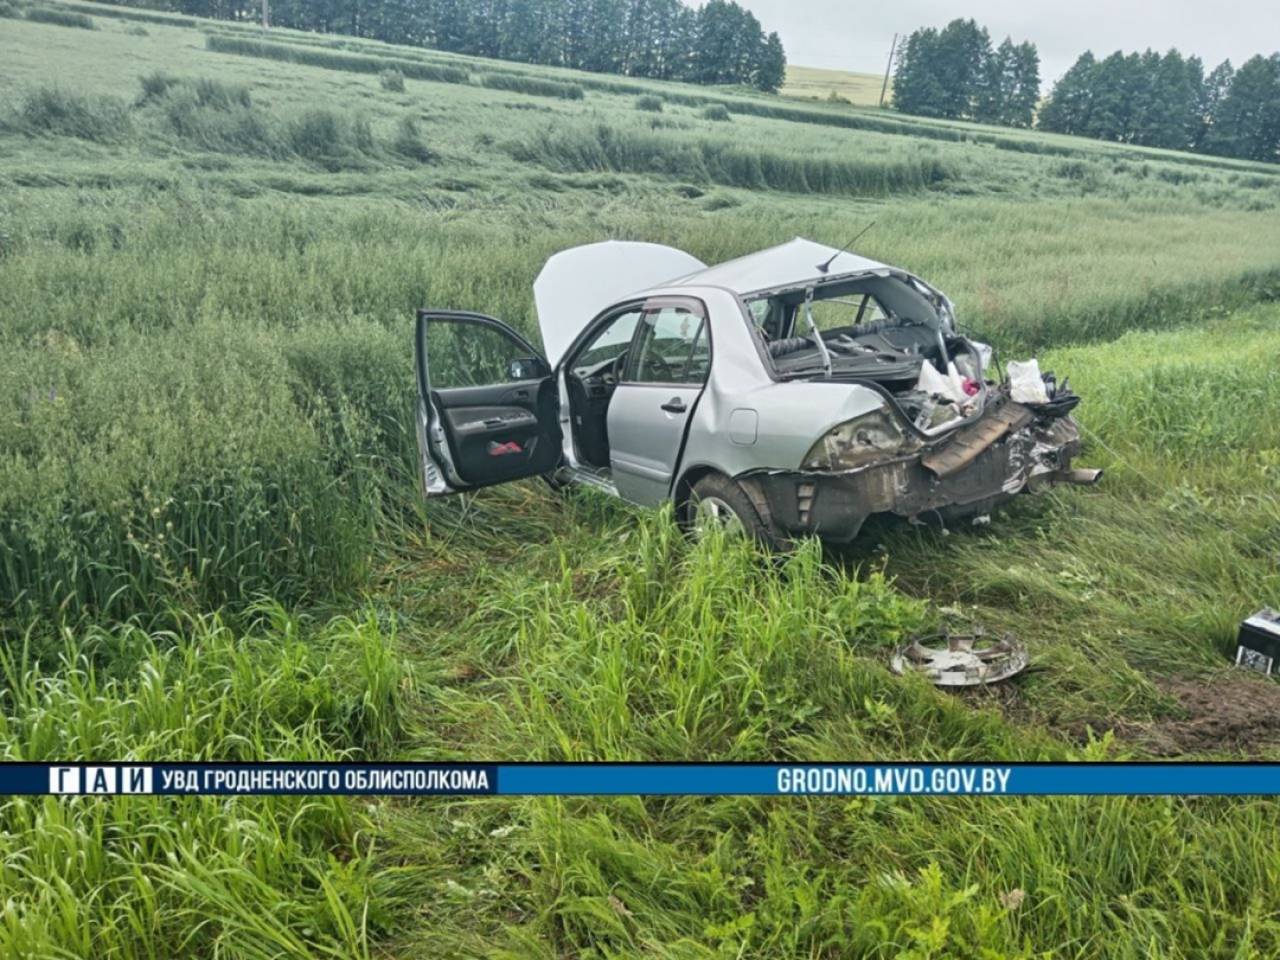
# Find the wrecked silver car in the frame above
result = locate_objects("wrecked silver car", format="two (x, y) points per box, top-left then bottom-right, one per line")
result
(414, 238), (1097, 545)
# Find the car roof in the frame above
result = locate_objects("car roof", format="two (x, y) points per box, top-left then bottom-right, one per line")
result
(531, 237), (902, 366)
(657, 237), (893, 297)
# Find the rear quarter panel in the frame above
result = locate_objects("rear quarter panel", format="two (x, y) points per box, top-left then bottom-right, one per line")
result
(674, 287), (890, 484)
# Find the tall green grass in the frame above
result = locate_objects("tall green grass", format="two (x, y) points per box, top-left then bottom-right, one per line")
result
(1, 76), (428, 172)
(0, 605), (407, 957)
(58, 0), (198, 27)
(1, 192), (1276, 644)
(0, 315), (412, 626)
(479, 71), (584, 100)
(4, 85), (131, 141)
(24, 6), (95, 28)
(138, 72), (427, 168)
(371, 502), (1280, 957)
(378, 66), (405, 92)
(1, 185), (1267, 634)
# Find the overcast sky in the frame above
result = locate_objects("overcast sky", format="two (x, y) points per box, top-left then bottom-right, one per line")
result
(737, 1), (1279, 85)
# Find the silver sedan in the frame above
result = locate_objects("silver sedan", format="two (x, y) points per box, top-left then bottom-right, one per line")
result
(414, 237), (1097, 545)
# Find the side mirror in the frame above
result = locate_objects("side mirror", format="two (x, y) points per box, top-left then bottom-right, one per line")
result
(508, 356), (548, 380)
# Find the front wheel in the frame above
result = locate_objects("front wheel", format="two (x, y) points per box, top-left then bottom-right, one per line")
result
(684, 474), (784, 549)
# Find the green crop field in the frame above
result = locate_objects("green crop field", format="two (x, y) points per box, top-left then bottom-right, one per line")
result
(3, 1), (1280, 956)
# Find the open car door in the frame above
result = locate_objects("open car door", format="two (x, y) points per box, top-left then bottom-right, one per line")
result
(414, 310), (561, 496)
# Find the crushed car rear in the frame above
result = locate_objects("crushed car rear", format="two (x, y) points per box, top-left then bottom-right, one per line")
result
(679, 238), (1099, 542)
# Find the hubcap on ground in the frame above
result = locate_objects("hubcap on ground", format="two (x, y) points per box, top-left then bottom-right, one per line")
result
(692, 495), (745, 538)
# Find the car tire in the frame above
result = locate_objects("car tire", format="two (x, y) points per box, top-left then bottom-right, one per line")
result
(685, 473), (785, 550)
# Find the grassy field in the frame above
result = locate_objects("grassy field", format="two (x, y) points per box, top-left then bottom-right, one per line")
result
(3, 1), (1280, 956)
(782, 63), (888, 107)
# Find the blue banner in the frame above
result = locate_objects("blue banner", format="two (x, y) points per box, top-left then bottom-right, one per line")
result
(7, 762), (1280, 797)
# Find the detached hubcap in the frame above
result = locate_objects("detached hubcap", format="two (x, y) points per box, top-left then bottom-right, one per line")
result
(692, 495), (745, 538)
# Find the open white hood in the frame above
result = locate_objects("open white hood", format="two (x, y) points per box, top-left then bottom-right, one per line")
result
(533, 241), (706, 367)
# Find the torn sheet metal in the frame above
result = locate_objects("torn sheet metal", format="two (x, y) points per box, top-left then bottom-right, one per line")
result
(920, 401), (1034, 479)
(892, 631), (1028, 686)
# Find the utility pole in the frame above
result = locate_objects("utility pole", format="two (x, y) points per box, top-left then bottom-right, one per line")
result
(878, 32), (897, 109)
(261, 0), (269, 30)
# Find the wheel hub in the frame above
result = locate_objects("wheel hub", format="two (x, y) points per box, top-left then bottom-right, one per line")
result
(692, 495), (745, 537)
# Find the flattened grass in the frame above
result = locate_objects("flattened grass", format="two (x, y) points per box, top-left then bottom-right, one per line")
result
(508, 120), (954, 196)
(205, 33), (471, 86)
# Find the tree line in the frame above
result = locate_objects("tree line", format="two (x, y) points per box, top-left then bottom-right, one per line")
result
(892, 19), (1040, 127)
(893, 18), (1280, 164)
(1040, 50), (1280, 162)
(111, 0), (788, 91)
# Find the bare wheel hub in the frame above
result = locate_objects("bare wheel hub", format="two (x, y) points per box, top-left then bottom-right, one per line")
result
(692, 495), (746, 538)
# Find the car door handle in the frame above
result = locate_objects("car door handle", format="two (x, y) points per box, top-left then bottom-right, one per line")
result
(660, 397), (687, 414)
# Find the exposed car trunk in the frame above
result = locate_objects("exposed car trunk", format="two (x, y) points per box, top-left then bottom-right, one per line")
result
(751, 272), (989, 436)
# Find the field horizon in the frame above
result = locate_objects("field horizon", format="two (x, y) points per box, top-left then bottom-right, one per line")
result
(781, 63), (887, 107)
(3, 1), (1280, 956)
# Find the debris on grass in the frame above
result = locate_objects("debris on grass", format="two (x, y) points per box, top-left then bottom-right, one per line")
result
(892, 630), (1029, 686)
(1235, 608), (1280, 675)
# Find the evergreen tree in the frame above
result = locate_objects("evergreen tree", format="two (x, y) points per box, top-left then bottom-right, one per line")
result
(1204, 53), (1280, 161)
(1006, 41), (1040, 127)
(1038, 52), (1097, 135)
(974, 37), (1015, 123)
(1126, 49), (1165, 145)
(753, 32), (786, 93)
(892, 28), (946, 117)
(1144, 49), (1199, 149)
(933, 18), (992, 119)
(894, 20), (1036, 125)
(1083, 51), (1139, 141)
(1196, 59), (1235, 149)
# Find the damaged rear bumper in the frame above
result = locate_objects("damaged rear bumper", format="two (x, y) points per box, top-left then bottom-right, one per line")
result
(740, 399), (1091, 543)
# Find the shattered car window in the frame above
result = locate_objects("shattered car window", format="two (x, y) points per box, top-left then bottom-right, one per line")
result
(806, 295), (889, 333)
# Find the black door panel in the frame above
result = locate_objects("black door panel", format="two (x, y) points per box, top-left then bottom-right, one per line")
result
(415, 310), (561, 493)
(438, 400), (558, 484)
(432, 382), (539, 408)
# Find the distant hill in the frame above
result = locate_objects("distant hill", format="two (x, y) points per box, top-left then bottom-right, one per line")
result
(781, 64), (887, 107)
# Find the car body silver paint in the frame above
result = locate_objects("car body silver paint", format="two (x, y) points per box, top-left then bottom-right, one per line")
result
(728, 409), (758, 446)
(626, 285), (891, 490)
(416, 240), (1073, 535)
(608, 382), (704, 505)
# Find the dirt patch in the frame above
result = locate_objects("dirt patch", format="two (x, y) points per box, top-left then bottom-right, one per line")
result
(1125, 675), (1280, 757)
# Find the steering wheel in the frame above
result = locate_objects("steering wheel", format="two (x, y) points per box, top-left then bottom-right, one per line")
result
(640, 352), (678, 382)
(609, 351), (628, 381)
